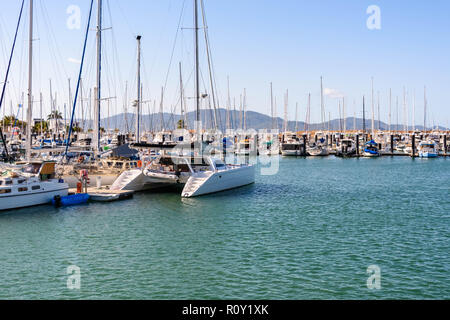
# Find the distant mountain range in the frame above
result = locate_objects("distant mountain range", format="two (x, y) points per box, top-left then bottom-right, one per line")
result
(78, 108), (448, 132)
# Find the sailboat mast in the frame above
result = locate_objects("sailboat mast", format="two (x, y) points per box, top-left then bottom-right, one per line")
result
(413, 89), (415, 132)
(283, 89), (288, 133)
(371, 77), (374, 138)
(194, 0), (200, 126)
(179, 62), (184, 129)
(270, 82), (274, 130)
(226, 76), (230, 130)
(362, 96), (366, 134)
(424, 86), (427, 131)
(389, 89), (392, 132)
(136, 35), (141, 143)
(26, 0), (33, 161)
(94, 0), (102, 153)
(320, 76), (324, 130)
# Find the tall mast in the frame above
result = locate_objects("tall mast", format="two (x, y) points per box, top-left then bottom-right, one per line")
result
(26, 0), (33, 161)
(377, 91), (380, 130)
(270, 82), (274, 130)
(136, 35), (142, 142)
(343, 97), (346, 132)
(320, 76), (324, 130)
(80, 78), (84, 131)
(424, 86), (427, 131)
(179, 62), (184, 129)
(124, 81), (128, 133)
(396, 96), (399, 132)
(403, 87), (406, 132)
(362, 96), (366, 134)
(226, 76), (230, 130)
(243, 88), (247, 131)
(389, 89), (392, 132)
(94, 0), (102, 153)
(39, 92), (42, 136)
(412, 89), (415, 131)
(295, 102), (298, 133)
(194, 0), (200, 127)
(371, 77), (374, 137)
(283, 89), (288, 133)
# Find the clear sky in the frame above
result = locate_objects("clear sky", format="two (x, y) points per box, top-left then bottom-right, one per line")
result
(0, 0), (449, 128)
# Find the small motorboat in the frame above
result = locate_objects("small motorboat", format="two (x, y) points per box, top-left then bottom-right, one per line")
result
(52, 193), (90, 207)
(418, 140), (439, 158)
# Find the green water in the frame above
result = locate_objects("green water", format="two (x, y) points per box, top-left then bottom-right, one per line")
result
(0, 156), (449, 299)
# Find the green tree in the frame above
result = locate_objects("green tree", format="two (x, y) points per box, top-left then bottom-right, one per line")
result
(33, 121), (49, 133)
(47, 110), (63, 120)
(177, 119), (185, 129)
(1, 115), (26, 129)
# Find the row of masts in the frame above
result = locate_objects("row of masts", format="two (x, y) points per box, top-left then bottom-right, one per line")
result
(2, 0), (441, 161)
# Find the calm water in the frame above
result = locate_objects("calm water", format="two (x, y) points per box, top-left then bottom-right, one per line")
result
(0, 156), (449, 299)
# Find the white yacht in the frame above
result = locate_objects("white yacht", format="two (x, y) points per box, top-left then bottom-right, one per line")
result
(0, 161), (68, 211)
(181, 157), (255, 198)
(418, 140), (438, 158)
(280, 132), (303, 156)
(307, 142), (329, 156)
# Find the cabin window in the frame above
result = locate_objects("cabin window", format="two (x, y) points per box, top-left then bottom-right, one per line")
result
(5, 180), (12, 185)
(32, 185), (40, 190)
(0, 189), (11, 194)
(18, 179), (26, 184)
(18, 187), (28, 192)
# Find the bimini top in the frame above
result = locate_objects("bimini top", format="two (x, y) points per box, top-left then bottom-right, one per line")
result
(365, 140), (377, 145)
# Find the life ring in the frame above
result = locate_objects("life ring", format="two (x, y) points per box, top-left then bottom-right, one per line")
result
(77, 155), (85, 163)
(137, 160), (143, 168)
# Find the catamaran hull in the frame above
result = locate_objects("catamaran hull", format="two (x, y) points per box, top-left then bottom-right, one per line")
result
(111, 169), (182, 192)
(182, 165), (255, 198)
(0, 186), (68, 211)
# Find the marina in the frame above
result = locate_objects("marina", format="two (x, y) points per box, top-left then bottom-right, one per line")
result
(0, 0), (448, 302)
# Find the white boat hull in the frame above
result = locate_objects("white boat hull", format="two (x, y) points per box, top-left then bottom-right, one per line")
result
(0, 184), (68, 211)
(419, 152), (438, 158)
(308, 148), (329, 156)
(363, 152), (380, 157)
(182, 165), (255, 197)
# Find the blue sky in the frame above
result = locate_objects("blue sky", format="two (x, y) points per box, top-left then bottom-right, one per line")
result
(0, 0), (449, 128)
